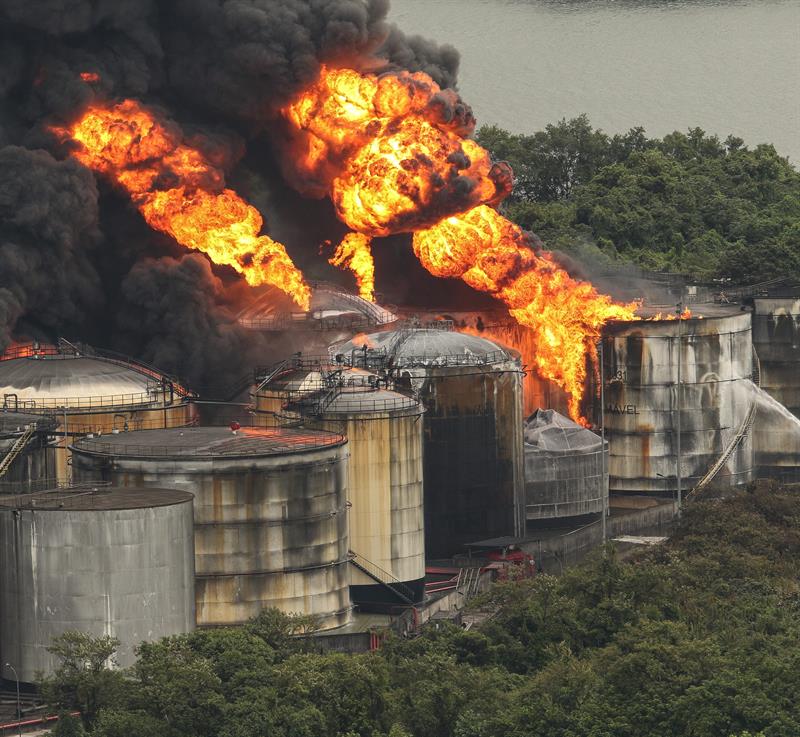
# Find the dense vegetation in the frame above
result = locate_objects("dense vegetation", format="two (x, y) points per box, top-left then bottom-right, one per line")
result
(43, 486), (800, 737)
(476, 118), (800, 282)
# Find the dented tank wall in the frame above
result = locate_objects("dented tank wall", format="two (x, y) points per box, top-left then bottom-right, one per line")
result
(600, 311), (754, 493)
(72, 444), (351, 630)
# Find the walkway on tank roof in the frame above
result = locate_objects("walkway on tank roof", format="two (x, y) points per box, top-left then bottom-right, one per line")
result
(72, 426), (346, 458)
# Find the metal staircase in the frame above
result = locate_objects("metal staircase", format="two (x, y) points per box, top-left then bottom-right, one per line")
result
(687, 346), (762, 499)
(456, 567), (482, 598)
(349, 550), (416, 606)
(0, 424), (36, 479)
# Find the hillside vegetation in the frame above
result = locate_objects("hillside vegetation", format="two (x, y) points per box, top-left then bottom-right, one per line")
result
(476, 118), (800, 283)
(44, 486), (800, 737)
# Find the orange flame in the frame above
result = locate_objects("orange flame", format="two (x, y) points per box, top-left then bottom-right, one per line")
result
(328, 233), (375, 302)
(281, 67), (640, 422)
(350, 333), (375, 349)
(282, 67), (508, 236)
(413, 206), (638, 421)
(59, 100), (310, 309)
(80, 72), (100, 83)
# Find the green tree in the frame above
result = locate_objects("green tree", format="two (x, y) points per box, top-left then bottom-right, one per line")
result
(40, 631), (125, 727)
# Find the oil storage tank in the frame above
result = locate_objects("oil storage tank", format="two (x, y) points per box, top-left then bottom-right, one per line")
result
(288, 370), (425, 609)
(333, 327), (525, 558)
(71, 426), (351, 629)
(524, 409), (607, 520)
(600, 306), (754, 494)
(0, 410), (58, 492)
(0, 485), (195, 683)
(751, 298), (800, 481)
(0, 341), (195, 482)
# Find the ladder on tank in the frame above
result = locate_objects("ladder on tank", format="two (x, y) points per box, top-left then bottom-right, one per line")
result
(349, 550), (416, 606)
(687, 346), (761, 499)
(0, 424), (36, 479)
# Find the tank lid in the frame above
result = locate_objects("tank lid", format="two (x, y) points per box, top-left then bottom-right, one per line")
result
(331, 328), (513, 368)
(292, 387), (422, 416)
(0, 484), (194, 511)
(524, 409), (603, 454)
(71, 425), (346, 459)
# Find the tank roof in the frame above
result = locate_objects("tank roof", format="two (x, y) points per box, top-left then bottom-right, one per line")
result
(72, 425), (346, 459)
(293, 387), (422, 416)
(0, 346), (188, 410)
(0, 485), (193, 511)
(0, 409), (57, 433)
(332, 328), (513, 368)
(238, 282), (396, 331)
(524, 409), (603, 454)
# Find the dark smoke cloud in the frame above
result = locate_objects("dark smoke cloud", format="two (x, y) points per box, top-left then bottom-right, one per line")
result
(0, 0), (463, 388)
(0, 146), (103, 349)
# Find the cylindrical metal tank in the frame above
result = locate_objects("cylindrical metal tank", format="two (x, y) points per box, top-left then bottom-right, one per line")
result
(333, 328), (525, 558)
(751, 297), (800, 481)
(599, 306), (754, 493)
(0, 411), (58, 492)
(289, 373), (425, 608)
(0, 485), (195, 683)
(523, 409), (608, 519)
(0, 342), (196, 483)
(71, 426), (351, 630)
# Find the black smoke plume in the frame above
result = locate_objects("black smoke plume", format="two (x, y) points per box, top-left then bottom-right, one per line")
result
(0, 0), (462, 388)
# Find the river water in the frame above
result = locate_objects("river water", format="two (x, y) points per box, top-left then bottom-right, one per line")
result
(388, 0), (800, 162)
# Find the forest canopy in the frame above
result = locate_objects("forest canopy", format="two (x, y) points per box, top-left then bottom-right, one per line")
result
(43, 486), (800, 737)
(476, 118), (800, 283)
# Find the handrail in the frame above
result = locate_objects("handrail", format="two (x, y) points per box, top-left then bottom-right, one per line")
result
(349, 550), (416, 605)
(0, 424), (36, 478)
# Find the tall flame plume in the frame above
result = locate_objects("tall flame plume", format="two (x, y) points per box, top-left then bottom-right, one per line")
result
(328, 233), (375, 302)
(282, 67), (637, 421)
(59, 99), (311, 309)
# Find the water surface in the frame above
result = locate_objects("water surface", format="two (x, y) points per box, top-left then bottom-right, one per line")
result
(389, 0), (800, 161)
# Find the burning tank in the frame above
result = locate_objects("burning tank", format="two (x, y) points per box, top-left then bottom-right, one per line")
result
(332, 326), (525, 558)
(0, 485), (195, 682)
(599, 305), (754, 494)
(0, 341), (195, 482)
(70, 426), (351, 629)
(524, 409), (608, 520)
(285, 370), (426, 610)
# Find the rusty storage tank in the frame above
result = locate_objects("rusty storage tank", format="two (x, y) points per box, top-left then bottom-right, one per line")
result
(0, 485), (195, 683)
(0, 411), (58, 493)
(0, 341), (196, 483)
(524, 409), (608, 520)
(599, 306), (754, 494)
(71, 426), (351, 629)
(750, 297), (800, 481)
(333, 327), (525, 558)
(288, 370), (425, 609)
